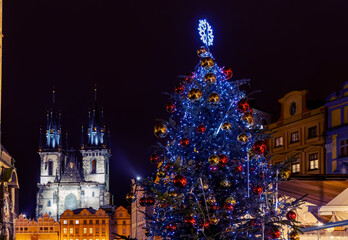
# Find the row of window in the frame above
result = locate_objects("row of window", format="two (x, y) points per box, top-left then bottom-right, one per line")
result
(16, 227), (55, 231)
(83, 152), (104, 157)
(291, 153), (319, 173)
(63, 220), (106, 225)
(274, 126), (318, 147)
(63, 239), (105, 240)
(63, 227), (106, 234)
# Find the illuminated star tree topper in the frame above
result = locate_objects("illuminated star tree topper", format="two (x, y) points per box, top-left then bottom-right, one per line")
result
(198, 19), (214, 47)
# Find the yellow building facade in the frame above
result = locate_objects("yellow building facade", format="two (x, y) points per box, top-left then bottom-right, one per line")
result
(15, 213), (60, 240)
(113, 206), (131, 238)
(60, 208), (111, 240)
(268, 90), (326, 174)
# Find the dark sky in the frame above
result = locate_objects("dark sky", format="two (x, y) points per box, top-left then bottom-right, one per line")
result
(2, 0), (348, 218)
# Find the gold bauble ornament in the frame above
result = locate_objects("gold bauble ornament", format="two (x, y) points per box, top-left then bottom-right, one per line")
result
(154, 123), (167, 138)
(208, 154), (220, 166)
(126, 192), (136, 203)
(188, 88), (202, 101)
(210, 216), (219, 225)
(157, 167), (167, 178)
(280, 170), (291, 179)
(204, 73), (217, 84)
(237, 133), (249, 143)
(203, 183), (209, 191)
(207, 195), (216, 205)
(226, 226), (233, 232)
(225, 196), (236, 205)
(200, 57), (214, 68)
(197, 46), (207, 57)
(289, 232), (300, 240)
(220, 178), (231, 188)
(222, 122), (232, 131)
(208, 93), (220, 104)
(242, 112), (253, 124)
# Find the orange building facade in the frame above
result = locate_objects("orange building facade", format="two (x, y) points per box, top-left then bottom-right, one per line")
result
(15, 213), (60, 240)
(60, 208), (112, 240)
(268, 90), (326, 174)
(113, 206), (131, 238)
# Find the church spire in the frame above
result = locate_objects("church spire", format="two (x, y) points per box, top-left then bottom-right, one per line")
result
(45, 90), (62, 149)
(86, 87), (106, 148)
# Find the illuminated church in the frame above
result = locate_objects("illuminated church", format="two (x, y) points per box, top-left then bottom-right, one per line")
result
(35, 90), (112, 221)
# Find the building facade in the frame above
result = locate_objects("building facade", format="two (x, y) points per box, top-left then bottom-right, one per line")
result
(325, 81), (348, 174)
(113, 206), (131, 238)
(60, 208), (112, 240)
(268, 90), (326, 174)
(15, 213), (60, 240)
(131, 179), (147, 240)
(36, 90), (112, 220)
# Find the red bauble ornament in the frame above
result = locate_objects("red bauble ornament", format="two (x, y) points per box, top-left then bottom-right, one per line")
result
(250, 219), (256, 227)
(250, 167), (255, 173)
(218, 154), (228, 168)
(234, 164), (244, 173)
(166, 222), (177, 232)
(197, 124), (206, 133)
(286, 210), (296, 220)
(139, 196), (146, 206)
(184, 216), (196, 227)
(224, 202), (234, 211)
(175, 83), (185, 94)
(166, 102), (176, 113)
(271, 229), (281, 239)
(208, 165), (219, 173)
(179, 138), (190, 147)
(252, 185), (263, 195)
(253, 140), (267, 155)
(210, 203), (219, 211)
(223, 67), (233, 80)
(150, 154), (161, 165)
(184, 72), (194, 84)
(173, 174), (187, 188)
(199, 220), (210, 229)
(237, 99), (251, 113)
(146, 196), (155, 206)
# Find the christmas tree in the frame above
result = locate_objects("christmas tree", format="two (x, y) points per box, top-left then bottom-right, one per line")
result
(129, 20), (302, 240)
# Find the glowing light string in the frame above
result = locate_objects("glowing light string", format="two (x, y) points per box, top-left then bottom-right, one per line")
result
(198, 19), (214, 47)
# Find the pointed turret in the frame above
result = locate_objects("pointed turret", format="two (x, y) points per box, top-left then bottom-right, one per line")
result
(86, 88), (106, 148)
(45, 90), (62, 149)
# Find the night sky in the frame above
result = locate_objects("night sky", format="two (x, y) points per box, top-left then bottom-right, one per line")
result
(2, 0), (348, 218)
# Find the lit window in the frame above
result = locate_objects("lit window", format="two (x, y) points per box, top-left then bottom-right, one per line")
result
(63, 228), (67, 234)
(75, 220), (79, 224)
(275, 137), (283, 147)
(70, 228), (73, 234)
(63, 220), (67, 224)
(292, 158), (300, 173)
(290, 132), (299, 143)
(340, 139), (348, 157)
(83, 228), (87, 234)
(89, 228), (93, 234)
(309, 153), (319, 170)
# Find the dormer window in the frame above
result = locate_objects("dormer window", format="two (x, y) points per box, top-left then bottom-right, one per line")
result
(290, 102), (296, 115)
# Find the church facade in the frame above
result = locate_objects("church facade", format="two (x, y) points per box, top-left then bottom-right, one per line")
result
(36, 90), (112, 221)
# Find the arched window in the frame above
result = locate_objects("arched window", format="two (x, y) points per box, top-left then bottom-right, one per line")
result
(91, 159), (96, 174)
(48, 200), (51, 207)
(48, 161), (53, 176)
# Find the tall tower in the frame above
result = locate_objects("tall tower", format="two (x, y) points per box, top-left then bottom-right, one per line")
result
(80, 88), (111, 191)
(38, 91), (64, 185)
